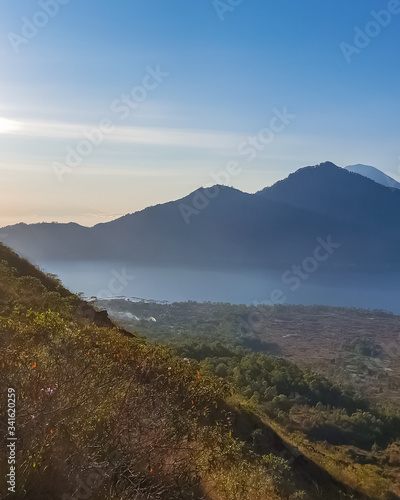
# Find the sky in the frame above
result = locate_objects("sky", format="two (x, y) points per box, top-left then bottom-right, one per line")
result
(0, 0), (399, 227)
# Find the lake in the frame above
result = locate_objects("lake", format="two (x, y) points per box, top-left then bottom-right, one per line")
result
(40, 261), (400, 314)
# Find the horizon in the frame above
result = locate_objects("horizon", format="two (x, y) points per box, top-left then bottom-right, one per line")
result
(1, 2), (400, 227)
(0, 160), (394, 229)
(0, 160), (390, 228)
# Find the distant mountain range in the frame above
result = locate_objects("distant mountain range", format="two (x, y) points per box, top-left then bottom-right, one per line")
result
(2, 161), (400, 270)
(345, 164), (400, 190)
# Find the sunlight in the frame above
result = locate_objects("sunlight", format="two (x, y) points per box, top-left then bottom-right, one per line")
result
(0, 117), (22, 134)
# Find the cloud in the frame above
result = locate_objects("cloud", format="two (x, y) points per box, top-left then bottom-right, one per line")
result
(9, 119), (242, 150)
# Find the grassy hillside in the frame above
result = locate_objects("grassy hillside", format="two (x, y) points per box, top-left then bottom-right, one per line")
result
(96, 299), (400, 499)
(99, 300), (400, 405)
(0, 243), (397, 499)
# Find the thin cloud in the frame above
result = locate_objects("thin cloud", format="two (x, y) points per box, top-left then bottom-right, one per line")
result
(10, 120), (242, 150)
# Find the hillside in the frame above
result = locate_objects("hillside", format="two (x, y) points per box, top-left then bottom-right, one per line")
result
(3, 242), (393, 499)
(97, 298), (400, 498)
(2, 162), (400, 270)
(97, 300), (400, 405)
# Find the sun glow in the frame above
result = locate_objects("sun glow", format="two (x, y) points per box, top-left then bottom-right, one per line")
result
(0, 118), (22, 134)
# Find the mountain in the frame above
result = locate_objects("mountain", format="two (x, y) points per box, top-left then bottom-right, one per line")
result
(2, 161), (400, 270)
(345, 164), (400, 190)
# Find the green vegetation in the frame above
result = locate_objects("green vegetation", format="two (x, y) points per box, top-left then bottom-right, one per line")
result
(97, 298), (400, 498)
(1, 245), (399, 498)
(0, 245), (325, 499)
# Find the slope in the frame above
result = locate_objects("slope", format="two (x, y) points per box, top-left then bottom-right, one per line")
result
(0, 242), (379, 499)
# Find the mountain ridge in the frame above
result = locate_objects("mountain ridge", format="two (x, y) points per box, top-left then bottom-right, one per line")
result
(1, 161), (400, 270)
(345, 164), (400, 190)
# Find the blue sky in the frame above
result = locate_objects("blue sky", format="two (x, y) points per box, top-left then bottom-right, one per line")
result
(0, 0), (399, 226)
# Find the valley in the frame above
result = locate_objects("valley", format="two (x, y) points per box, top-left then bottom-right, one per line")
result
(96, 299), (400, 405)
(95, 298), (400, 498)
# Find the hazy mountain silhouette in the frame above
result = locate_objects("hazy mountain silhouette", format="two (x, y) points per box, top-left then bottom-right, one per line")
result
(345, 164), (400, 190)
(2, 162), (400, 270)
